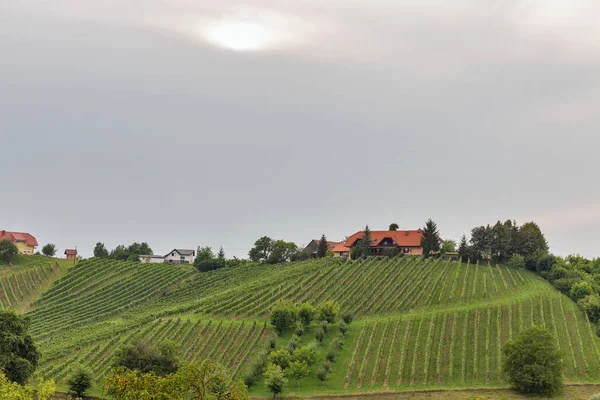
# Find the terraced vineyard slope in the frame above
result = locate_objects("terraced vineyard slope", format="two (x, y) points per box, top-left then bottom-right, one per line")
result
(25, 256), (600, 395)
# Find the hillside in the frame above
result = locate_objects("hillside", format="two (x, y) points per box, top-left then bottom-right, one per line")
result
(0, 256), (74, 313)
(23, 257), (600, 396)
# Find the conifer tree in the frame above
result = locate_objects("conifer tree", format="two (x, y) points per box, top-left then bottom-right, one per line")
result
(317, 235), (329, 258)
(458, 234), (469, 262)
(420, 219), (441, 258)
(358, 225), (372, 258)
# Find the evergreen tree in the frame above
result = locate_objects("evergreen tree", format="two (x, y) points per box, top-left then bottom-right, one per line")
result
(458, 235), (469, 261)
(317, 235), (329, 258)
(420, 219), (441, 258)
(93, 242), (109, 258)
(217, 247), (226, 263)
(357, 225), (372, 258)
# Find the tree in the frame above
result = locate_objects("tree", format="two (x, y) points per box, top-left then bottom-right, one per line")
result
(389, 223), (399, 231)
(354, 226), (372, 259)
(517, 222), (549, 257)
(0, 240), (18, 263)
(93, 242), (109, 258)
(578, 294), (600, 323)
(570, 281), (594, 302)
(458, 235), (469, 261)
(285, 361), (309, 386)
(196, 246), (215, 263)
(249, 237), (274, 263)
(502, 326), (562, 395)
(507, 254), (526, 269)
(292, 345), (317, 366)
(0, 311), (40, 385)
(41, 243), (56, 257)
(268, 350), (292, 370)
(268, 240), (298, 264)
(67, 367), (92, 397)
(269, 301), (298, 333)
(217, 247), (226, 263)
(177, 361), (248, 400)
(421, 219), (441, 257)
(112, 339), (180, 376)
(317, 235), (329, 258)
(440, 240), (456, 255)
(264, 364), (287, 399)
(317, 301), (340, 323)
(298, 302), (316, 327)
(196, 260), (225, 273)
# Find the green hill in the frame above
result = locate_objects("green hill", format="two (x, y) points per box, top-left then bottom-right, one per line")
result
(23, 256), (600, 396)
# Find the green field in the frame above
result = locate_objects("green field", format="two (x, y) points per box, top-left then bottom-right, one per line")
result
(17, 256), (600, 397)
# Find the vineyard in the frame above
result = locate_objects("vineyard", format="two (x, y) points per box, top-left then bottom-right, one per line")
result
(18, 256), (600, 395)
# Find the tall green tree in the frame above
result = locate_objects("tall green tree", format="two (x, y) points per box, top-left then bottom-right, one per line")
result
(264, 364), (287, 399)
(248, 236), (274, 263)
(420, 219), (441, 258)
(502, 326), (562, 395)
(93, 242), (109, 258)
(0, 311), (40, 385)
(0, 240), (19, 263)
(217, 247), (226, 263)
(41, 243), (56, 257)
(517, 222), (549, 257)
(490, 221), (512, 263)
(458, 235), (469, 261)
(317, 235), (329, 258)
(112, 340), (180, 376)
(67, 367), (92, 398)
(268, 241), (298, 264)
(389, 223), (399, 231)
(354, 225), (372, 259)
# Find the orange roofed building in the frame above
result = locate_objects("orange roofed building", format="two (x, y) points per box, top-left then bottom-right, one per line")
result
(333, 229), (424, 258)
(0, 230), (39, 255)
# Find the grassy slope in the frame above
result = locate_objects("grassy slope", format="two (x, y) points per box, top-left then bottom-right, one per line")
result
(0, 255), (74, 313)
(25, 257), (600, 398)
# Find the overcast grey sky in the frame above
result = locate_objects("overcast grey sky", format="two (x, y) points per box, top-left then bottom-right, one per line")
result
(1, 0), (599, 258)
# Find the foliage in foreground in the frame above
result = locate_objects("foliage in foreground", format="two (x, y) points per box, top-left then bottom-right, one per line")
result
(67, 367), (92, 397)
(0, 372), (55, 400)
(0, 311), (40, 385)
(502, 326), (563, 395)
(104, 361), (248, 400)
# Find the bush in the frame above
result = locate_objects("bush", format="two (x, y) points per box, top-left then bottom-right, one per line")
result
(326, 349), (336, 362)
(269, 301), (298, 333)
(268, 332), (278, 349)
(195, 259), (225, 272)
(553, 278), (580, 294)
(316, 366), (328, 382)
(579, 294), (600, 323)
(342, 313), (354, 325)
(268, 349), (292, 370)
(264, 364), (287, 399)
(319, 320), (329, 333)
(298, 303), (316, 327)
(589, 393), (600, 400)
(317, 301), (340, 324)
(570, 281), (594, 302)
(338, 322), (348, 335)
(67, 367), (92, 397)
(507, 254), (525, 269)
(502, 326), (562, 395)
(112, 340), (179, 376)
(0, 240), (18, 263)
(315, 327), (325, 342)
(292, 345), (317, 366)
(294, 321), (305, 337)
(286, 335), (300, 353)
(536, 254), (558, 273)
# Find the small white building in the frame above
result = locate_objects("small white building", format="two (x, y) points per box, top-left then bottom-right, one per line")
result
(163, 249), (196, 264)
(139, 255), (166, 263)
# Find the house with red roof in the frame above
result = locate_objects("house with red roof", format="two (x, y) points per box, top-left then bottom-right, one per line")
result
(0, 230), (39, 255)
(303, 239), (341, 258)
(64, 249), (78, 261)
(333, 229), (424, 258)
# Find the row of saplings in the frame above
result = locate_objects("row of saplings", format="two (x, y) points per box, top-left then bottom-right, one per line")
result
(244, 300), (353, 398)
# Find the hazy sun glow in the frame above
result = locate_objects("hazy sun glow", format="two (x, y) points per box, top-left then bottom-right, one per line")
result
(205, 22), (272, 51)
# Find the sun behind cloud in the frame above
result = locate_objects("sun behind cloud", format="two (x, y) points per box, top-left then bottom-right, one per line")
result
(204, 22), (272, 51)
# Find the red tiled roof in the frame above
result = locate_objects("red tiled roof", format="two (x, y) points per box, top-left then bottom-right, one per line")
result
(64, 249), (78, 255)
(332, 243), (350, 253)
(344, 230), (423, 248)
(0, 231), (38, 246)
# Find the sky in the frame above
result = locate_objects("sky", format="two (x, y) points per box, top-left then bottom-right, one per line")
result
(1, 0), (599, 258)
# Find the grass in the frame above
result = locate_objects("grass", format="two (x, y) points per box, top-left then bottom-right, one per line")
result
(15, 256), (600, 397)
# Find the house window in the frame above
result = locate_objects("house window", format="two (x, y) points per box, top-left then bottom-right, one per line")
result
(172, 253), (175, 256)
(403, 248), (409, 253)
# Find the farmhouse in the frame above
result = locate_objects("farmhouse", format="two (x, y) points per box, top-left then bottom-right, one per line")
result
(0, 230), (38, 254)
(303, 239), (340, 257)
(334, 229), (424, 258)
(164, 249), (196, 264)
(139, 254), (166, 263)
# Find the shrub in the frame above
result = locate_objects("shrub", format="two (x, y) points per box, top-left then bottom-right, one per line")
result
(570, 281), (594, 302)
(536, 254), (558, 273)
(286, 335), (300, 353)
(317, 301), (340, 324)
(331, 336), (344, 350)
(268, 349), (292, 370)
(589, 393), (600, 400)
(268, 332), (278, 349)
(67, 367), (92, 397)
(195, 260), (225, 272)
(342, 313), (354, 325)
(112, 340), (179, 376)
(507, 254), (525, 269)
(319, 320), (329, 333)
(292, 345), (317, 366)
(502, 326), (562, 395)
(294, 321), (305, 337)
(0, 240), (18, 263)
(269, 301), (298, 333)
(298, 303), (316, 327)
(316, 366), (328, 382)
(326, 349), (336, 362)
(579, 294), (600, 323)
(264, 364), (287, 399)
(338, 322), (348, 335)
(315, 327), (325, 342)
